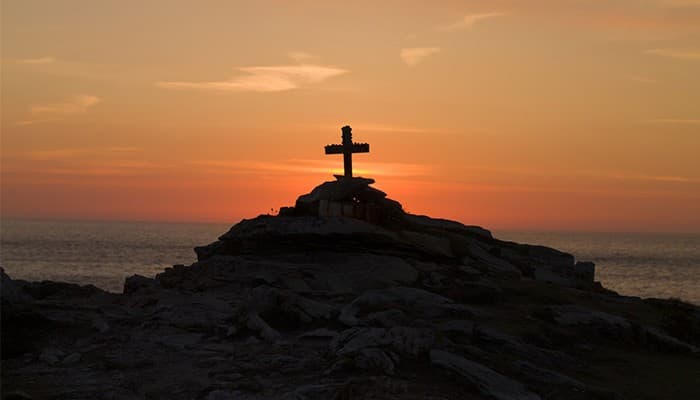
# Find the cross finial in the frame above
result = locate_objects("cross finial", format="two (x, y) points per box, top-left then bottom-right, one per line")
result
(342, 125), (352, 144)
(324, 125), (370, 178)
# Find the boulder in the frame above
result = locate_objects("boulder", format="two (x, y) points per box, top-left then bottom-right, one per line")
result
(550, 305), (630, 329)
(309, 254), (418, 294)
(61, 352), (82, 365)
(332, 326), (435, 357)
(219, 215), (397, 241)
(643, 326), (699, 354)
(430, 349), (541, 400)
(511, 360), (584, 388)
(574, 261), (596, 282)
(401, 213), (492, 239)
(296, 177), (377, 204)
(464, 243), (522, 278)
(339, 287), (469, 326)
(22, 280), (106, 300)
(398, 230), (454, 258)
(1, 268), (32, 305)
(39, 348), (65, 365)
(286, 177), (409, 224)
(241, 287), (335, 340)
(353, 348), (397, 375)
(439, 320), (475, 339)
(123, 274), (159, 295)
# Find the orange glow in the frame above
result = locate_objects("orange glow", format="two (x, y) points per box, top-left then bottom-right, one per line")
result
(2, 0), (699, 232)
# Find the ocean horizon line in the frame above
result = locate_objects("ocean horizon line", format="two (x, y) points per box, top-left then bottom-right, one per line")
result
(1, 216), (698, 235)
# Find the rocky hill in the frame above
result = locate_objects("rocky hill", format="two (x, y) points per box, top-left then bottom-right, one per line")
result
(2, 178), (699, 399)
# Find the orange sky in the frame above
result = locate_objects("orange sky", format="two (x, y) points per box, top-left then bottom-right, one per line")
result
(2, 0), (699, 232)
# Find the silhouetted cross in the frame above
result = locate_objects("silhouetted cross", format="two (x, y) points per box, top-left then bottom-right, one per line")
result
(324, 125), (370, 178)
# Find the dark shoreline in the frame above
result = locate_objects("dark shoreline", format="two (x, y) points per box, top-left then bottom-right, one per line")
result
(2, 179), (699, 398)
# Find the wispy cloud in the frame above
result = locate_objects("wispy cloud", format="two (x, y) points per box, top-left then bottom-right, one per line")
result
(356, 123), (447, 134)
(31, 94), (100, 115)
(400, 47), (441, 66)
(15, 118), (63, 126)
(14, 57), (55, 64)
(16, 94), (100, 126)
(156, 64), (348, 92)
(457, 165), (700, 185)
(602, 171), (700, 183)
(27, 147), (142, 161)
(288, 51), (320, 62)
(646, 118), (700, 125)
(628, 75), (657, 83)
(40, 167), (153, 177)
(438, 12), (505, 31)
(304, 123), (451, 135)
(2, 147), (153, 179)
(655, 0), (700, 6)
(644, 48), (700, 60)
(190, 159), (434, 178)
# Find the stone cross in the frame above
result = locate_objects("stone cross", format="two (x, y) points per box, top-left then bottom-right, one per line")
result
(324, 125), (370, 178)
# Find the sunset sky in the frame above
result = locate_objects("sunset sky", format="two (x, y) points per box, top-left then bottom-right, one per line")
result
(2, 0), (699, 232)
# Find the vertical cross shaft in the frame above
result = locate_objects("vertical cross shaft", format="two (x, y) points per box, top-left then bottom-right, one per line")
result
(342, 126), (353, 178)
(343, 153), (352, 177)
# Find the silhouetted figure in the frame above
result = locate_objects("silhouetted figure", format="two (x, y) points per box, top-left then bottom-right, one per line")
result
(324, 125), (370, 177)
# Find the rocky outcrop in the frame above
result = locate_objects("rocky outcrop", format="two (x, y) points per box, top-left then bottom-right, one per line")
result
(197, 178), (595, 288)
(291, 176), (402, 224)
(430, 349), (541, 400)
(2, 181), (699, 400)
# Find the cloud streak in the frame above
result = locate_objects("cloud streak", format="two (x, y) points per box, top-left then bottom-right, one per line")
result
(31, 94), (100, 115)
(400, 47), (441, 66)
(438, 12), (505, 31)
(288, 51), (320, 62)
(27, 147), (141, 161)
(156, 64), (348, 92)
(190, 159), (434, 178)
(16, 94), (100, 126)
(452, 164), (700, 185)
(646, 118), (700, 125)
(628, 75), (657, 83)
(602, 172), (700, 184)
(14, 57), (55, 64)
(304, 123), (452, 135)
(644, 48), (700, 60)
(1, 147), (153, 179)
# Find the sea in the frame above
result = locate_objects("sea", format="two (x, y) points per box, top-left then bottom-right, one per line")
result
(1, 219), (698, 305)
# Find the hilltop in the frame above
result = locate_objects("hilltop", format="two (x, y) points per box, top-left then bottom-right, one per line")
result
(2, 177), (699, 399)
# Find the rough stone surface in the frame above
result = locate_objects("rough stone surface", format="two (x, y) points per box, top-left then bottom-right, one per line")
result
(2, 181), (699, 399)
(339, 287), (468, 326)
(430, 349), (541, 400)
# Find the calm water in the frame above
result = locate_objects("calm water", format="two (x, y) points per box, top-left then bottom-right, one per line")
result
(497, 231), (699, 305)
(0, 219), (228, 293)
(1, 219), (698, 305)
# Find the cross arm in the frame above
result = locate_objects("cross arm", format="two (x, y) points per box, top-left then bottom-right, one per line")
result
(324, 144), (345, 154)
(352, 143), (370, 153)
(324, 143), (370, 154)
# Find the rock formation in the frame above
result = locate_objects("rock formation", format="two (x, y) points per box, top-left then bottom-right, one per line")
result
(2, 179), (699, 399)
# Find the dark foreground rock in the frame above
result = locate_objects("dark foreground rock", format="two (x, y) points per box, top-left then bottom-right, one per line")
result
(2, 179), (699, 399)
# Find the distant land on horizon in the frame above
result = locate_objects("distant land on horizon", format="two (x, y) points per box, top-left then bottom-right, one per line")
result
(2, 215), (699, 235)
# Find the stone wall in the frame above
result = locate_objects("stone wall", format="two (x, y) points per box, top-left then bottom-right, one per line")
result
(318, 199), (385, 223)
